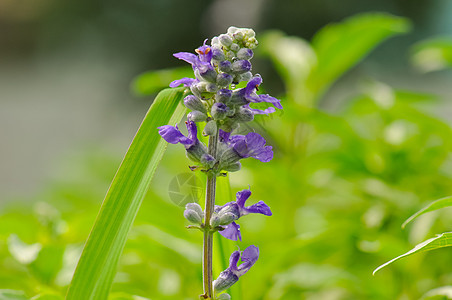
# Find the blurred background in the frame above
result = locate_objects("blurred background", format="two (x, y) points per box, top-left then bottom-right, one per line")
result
(1, 0), (452, 299)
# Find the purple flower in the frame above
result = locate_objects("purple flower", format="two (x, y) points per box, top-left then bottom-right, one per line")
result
(230, 75), (282, 114)
(213, 245), (259, 293)
(158, 120), (198, 149)
(219, 130), (273, 164)
(217, 188), (272, 241)
(158, 121), (214, 165)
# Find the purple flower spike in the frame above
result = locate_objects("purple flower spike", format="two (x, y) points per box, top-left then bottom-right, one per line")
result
(213, 245), (259, 293)
(219, 221), (241, 241)
(233, 132), (273, 163)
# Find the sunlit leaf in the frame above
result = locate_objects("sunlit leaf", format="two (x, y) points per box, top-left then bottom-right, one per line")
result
(0, 290), (28, 300)
(308, 13), (411, 97)
(66, 88), (186, 300)
(373, 232), (452, 275)
(31, 295), (64, 300)
(7, 234), (42, 265)
(411, 37), (452, 72)
(402, 196), (452, 228)
(421, 286), (452, 300)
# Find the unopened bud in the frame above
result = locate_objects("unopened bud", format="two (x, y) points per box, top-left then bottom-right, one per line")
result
(219, 61), (233, 73)
(211, 103), (230, 120)
(203, 120), (218, 136)
(219, 34), (233, 47)
(186, 203), (203, 216)
(234, 106), (254, 123)
(230, 43), (240, 52)
(184, 95), (206, 113)
(217, 293), (231, 300)
(188, 111), (207, 122)
(201, 154), (215, 168)
(184, 208), (202, 225)
(216, 73), (233, 87)
(232, 60), (251, 74)
(210, 213), (221, 227)
(237, 48), (253, 60)
(216, 89), (232, 103)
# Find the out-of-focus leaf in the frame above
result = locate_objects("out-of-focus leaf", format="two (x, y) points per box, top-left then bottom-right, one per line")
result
(308, 13), (411, 96)
(131, 68), (192, 96)
(30, 245), (65, 284)
(411, 37), (452, 72)
(66, 88), (186, 300)
(7, 234), (42, 265)
(0, 290), (28, 300)
(373, 232), (452, 275)
(31, 295), (64, 300)
(421, 286), (452, 300)
(402, 196), (452, 228)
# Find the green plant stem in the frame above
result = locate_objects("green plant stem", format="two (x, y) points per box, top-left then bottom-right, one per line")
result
(202, 128), (219, 299)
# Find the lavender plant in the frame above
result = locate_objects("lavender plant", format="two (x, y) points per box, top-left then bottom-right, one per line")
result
(158, 27), (282, 300)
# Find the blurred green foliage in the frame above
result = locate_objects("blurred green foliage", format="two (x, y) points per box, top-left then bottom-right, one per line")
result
(1, 12), (452, 300)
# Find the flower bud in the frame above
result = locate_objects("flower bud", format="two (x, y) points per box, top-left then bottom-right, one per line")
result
(210, 213), (221, 227)
(233, 31), (244, 41)
(229, 90), (248, 106)
(237, 48), (253, 60)
(217, 293), (231, 300)
(216, 73), (233, 87)
(203, 120), (217, 136)
(219, 61), (233, 73)
(218, 212), (237, 226)
(230, 43), (240, 52)
(186, 202), (203, 217)
(222, 161), (241, 172)
(186, 142), (209, 164)
(188, 111), (207, 122)
(234, 106), (254, 123)
(219, 34), (233, 47)
(184, 95), (206, 113)
(211, 47), (225, 62)
(213, 270), (239, 294)
(216, 89), (232, 103)
(232, 60), (251, 74)
(237, 71), (253, 83)
(184, 207), (202, 224)
(201, 153), (215, 168)
(227, 26), (238, 35)
(196, 67), (217, 83)
(211, 103), (230, 120)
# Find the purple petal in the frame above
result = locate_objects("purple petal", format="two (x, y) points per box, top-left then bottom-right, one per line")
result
(173, 52), (198, 66)
(244, 200), (272, 216)
(236, 189), (251, 208)
(158, 125), (189, 144)
(219, 129), (231, 143)
(228, 250), (241, 273)
(249, 106), (276, 115)
(185, 121), (198, 144)
(219, 222), (241, 241)
(195, 39), (213, 63)
(170, 77), (197, 88)
(259, 94), (283, 109)
(236, 245), (259, 276)
(244, 75), (262, 95)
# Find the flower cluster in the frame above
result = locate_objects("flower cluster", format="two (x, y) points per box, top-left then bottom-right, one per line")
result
(158, 27), (280, 299)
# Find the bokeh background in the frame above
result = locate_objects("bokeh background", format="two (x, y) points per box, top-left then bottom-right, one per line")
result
(1, 0), (452, 299)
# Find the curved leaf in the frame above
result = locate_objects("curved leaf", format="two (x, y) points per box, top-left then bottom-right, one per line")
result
(308, 13), (411, 96)
(373, 232), (452, 275)
(411, 37), (452, 72)
(402, 196), (452, 228)
(66, 88), (186, 300)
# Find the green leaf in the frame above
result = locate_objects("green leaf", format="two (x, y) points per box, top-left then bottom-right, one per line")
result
(421, 286), (452, 300)
(131, 68), (193, 96)
(31, 295), (64, 300)
(66, 88), (186, 300)
(411, 37), (452, 72)
(373, 232), (452, 275)
(402, 196), (452, 228)
(308, 13), (411, 96)
(0, 290), (28, 300)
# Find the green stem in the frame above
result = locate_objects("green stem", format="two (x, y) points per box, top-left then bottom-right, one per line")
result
(202, 127), (219, 299)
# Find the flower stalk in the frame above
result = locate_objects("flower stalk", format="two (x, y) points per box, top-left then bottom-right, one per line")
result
(202, 128), (219, 299)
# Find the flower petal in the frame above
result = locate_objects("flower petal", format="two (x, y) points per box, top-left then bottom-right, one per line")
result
(244, 200), (272, 216)
(158, 125), (188, 144)
(219, 222), (241, 241)
(236, 189), (251, 208)
(236, 245), (259, 276)
(169, 77), (197, 88)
